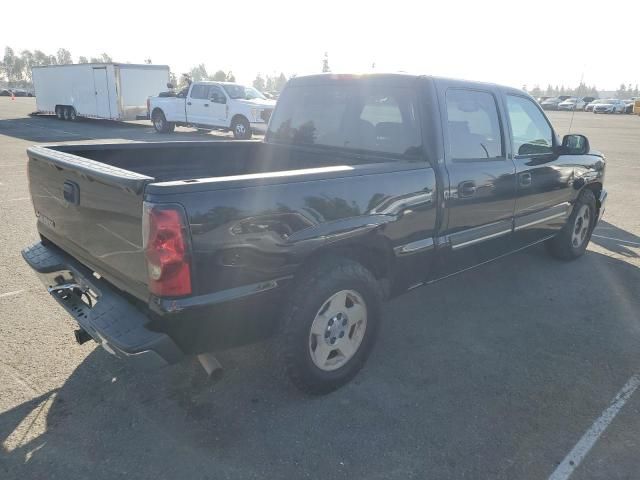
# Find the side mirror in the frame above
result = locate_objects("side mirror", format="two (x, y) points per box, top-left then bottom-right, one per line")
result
(167, 82), (175, 89)
(561, 134), (590, 155)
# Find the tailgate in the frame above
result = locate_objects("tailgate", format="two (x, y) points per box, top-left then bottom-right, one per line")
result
(27, 145), (154, 301)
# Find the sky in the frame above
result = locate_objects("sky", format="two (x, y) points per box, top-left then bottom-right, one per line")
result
(2, 0), (638, 91)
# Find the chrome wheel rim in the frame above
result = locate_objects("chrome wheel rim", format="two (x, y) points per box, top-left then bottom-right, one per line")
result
(308, 290), (367, 372)
(154, 116), (163, 130)
(235, 123), (246, 136)
(571, 204), (591, 248)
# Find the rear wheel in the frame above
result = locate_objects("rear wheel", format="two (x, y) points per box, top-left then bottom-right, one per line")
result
(278, 258), (382, 395)
(55, 106), (64, 120)
(546, 189), (596, 260)
(152, 110), (175, 133)
(231, 116), (251, 140)
(66, 107), (77, 121)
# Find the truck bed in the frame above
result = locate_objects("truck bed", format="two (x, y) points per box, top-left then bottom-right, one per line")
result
(42, 141), (377, 183)
(26, 140), (396, 302)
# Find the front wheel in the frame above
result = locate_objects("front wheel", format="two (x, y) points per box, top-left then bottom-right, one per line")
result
(152, 110), (175, 133)
(546, 189), (596, 260)
(231, 116), (252, 139)
(278, 258), (382, 395)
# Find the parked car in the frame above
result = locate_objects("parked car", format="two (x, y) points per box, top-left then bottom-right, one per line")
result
(149, 81), (276, 139)
(592, 99), (626, 114)
(581, 96), (597, 110)
(558, 97), (586, 111)
(22, 73), (606, 394)
(0, 89), (11, 96)
(585, 99), (605, 112)
(540, 96), (571, 110)
(537, 96), (551, 103)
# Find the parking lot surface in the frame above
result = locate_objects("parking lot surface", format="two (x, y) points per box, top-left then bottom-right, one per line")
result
(1, 99), (639, 479)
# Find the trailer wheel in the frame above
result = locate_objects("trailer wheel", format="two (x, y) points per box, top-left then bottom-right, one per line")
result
(65, 107), (77, 121)
(152, 109), (175, 133)
(55, 106), (64, 120)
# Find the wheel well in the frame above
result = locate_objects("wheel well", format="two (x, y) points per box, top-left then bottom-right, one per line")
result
(584, 182), (603, 211)
(296, 242), (392, 282)
(151, 107), (164, 118)
(231, 114), (248, 125)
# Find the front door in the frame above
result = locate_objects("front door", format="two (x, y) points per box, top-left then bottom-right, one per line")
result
(92, 68), (111, 118)
(207, 85), (228, 125)
(187, 83), (215, 126)
(434, 85), (517, 277)
(504, 94), (575, 245)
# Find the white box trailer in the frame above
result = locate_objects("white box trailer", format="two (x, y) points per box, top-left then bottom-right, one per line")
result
(32, 63), (170, 121)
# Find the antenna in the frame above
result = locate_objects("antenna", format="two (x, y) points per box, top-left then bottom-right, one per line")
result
(568, 71), (584, 134)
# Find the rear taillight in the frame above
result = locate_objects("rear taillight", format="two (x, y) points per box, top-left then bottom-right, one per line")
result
(142, 203), (192, 297)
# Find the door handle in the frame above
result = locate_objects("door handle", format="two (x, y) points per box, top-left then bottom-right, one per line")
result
(519, 172), (532, 186)
(187, 102), (192, 106)
(204, 104), (209, 107)
(458, 181), (476, 198)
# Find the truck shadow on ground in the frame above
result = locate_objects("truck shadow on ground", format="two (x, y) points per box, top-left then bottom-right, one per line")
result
(2, 241), (640, 479)
(592, 220), (640, 259)
(0, 115), (236, 143)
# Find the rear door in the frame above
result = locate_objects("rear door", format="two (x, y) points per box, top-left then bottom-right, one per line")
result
(434, 82), (517, 276)
(503, 93), (574, 245)
(92, 67), (112, 118)
(186, 83), (214, 126)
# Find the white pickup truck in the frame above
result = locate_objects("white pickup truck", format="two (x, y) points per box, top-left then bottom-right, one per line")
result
(148, 81), (276, 139)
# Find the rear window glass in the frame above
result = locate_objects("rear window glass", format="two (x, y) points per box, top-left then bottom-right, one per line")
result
(267, 84), (422, 156)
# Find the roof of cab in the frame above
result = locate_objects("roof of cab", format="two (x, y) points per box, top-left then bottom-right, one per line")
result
(287, 72), (526, 96)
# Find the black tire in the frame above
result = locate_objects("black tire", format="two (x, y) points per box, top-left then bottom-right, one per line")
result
(278, 257), (382, 395)
(66, 107), (77, 121)
(546, 189), (597, 260)
(231, 116), (252, 140)
(152, 109), (175, 133)
(55, 106), (64, 120)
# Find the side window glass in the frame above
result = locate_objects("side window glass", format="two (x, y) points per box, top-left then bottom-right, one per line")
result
(190, 84), (209, 100)
(506, 95), (554, 156)
(209, 86), (223, 102)
(445, 89), (504, 161)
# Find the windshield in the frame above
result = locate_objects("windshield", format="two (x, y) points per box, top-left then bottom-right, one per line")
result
(222, 84), (266, 100)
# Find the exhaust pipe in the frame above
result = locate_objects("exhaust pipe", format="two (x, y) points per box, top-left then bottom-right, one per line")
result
(74, 328), (93, 345)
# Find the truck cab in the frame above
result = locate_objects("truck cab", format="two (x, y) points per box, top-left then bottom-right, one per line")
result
(149, 81), (276, 139)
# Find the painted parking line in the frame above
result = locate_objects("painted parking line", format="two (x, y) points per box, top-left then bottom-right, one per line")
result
(592, 234), (640, 247)
(548, 373), (640, 480)
(0, 289), (25, 299)
(2, 197), (30, 202)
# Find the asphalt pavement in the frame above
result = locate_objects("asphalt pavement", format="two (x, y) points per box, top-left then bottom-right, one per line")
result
(0, 98), (639, 479)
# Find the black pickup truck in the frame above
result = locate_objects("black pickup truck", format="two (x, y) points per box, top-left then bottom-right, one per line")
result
(23, 73), (606, 394)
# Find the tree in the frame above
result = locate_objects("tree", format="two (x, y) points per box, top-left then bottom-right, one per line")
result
(144, 58), (152, 64)
(56, 48), (73, 65)
(190, 64), (210, 82)
(322, 52), (330, 72)
(530, 85), (542, 98)
(47, 55), (58, 65)
(1, 47), (23, 86)
(212, 70), (228, 81)
(226, 71), (235, 82)
(616, 83), (627, 99)
(78, 56), (89, 64)
(33, 50), (49, 66)
(90, 53), (112, 64)
(253, 74), (265, 91)
(20, 50), (35, 82)
(275, 73), (287, 92)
